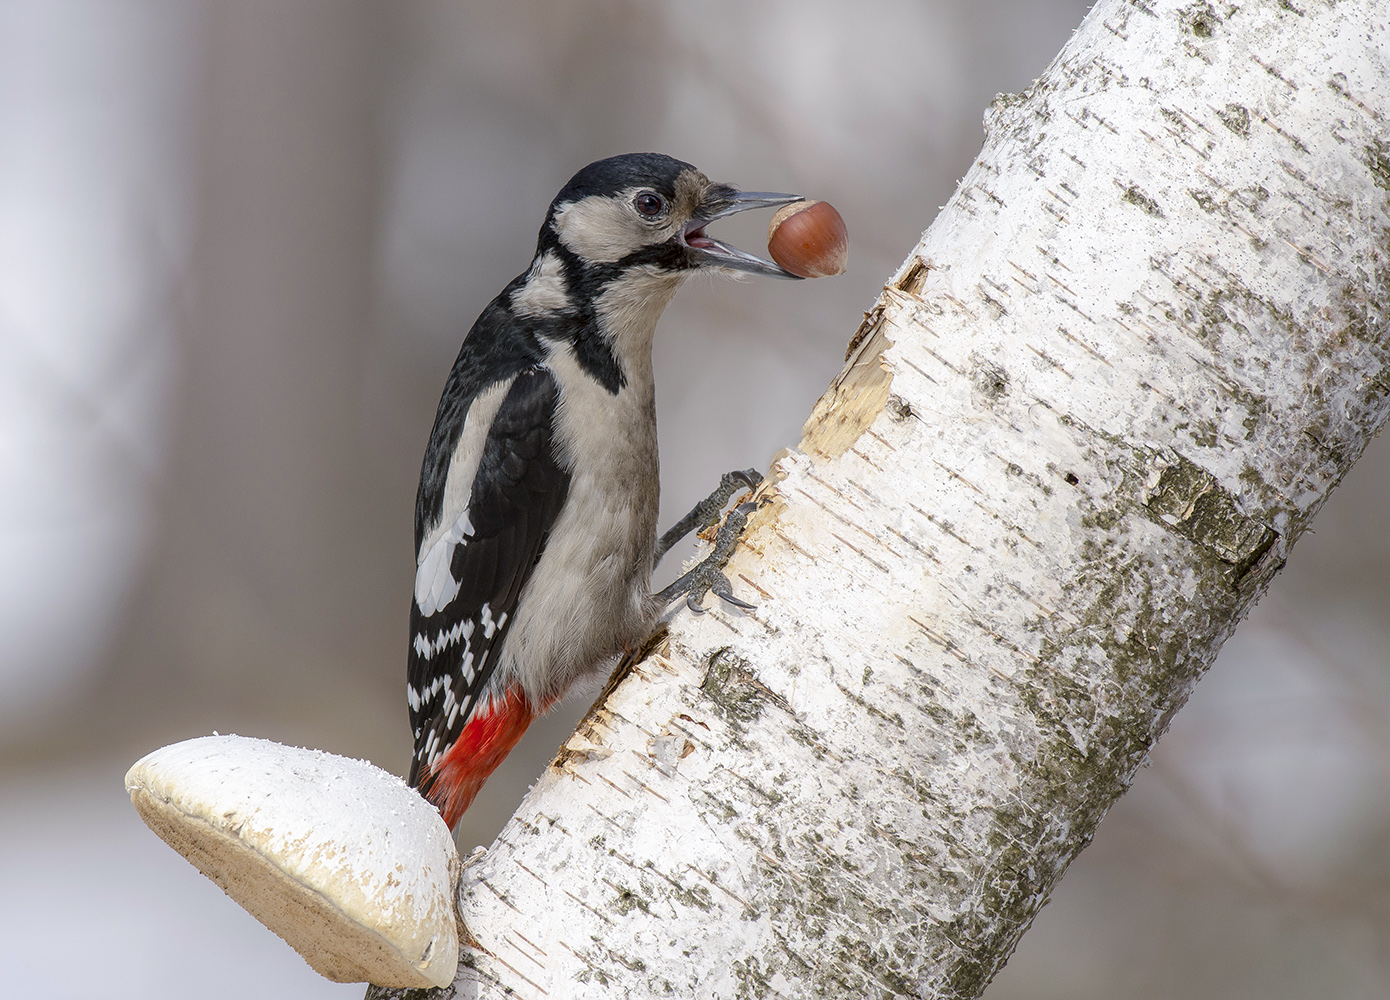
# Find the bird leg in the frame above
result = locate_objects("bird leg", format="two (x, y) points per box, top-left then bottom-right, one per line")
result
(654, 468), (761, 564)
(656, 488), (763, 619)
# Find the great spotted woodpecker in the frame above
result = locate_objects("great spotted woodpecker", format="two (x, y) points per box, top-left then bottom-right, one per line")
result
(407, 153), (800, 828)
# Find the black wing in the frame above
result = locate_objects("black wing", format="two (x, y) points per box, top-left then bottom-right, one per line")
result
(407, 366), (570, 790)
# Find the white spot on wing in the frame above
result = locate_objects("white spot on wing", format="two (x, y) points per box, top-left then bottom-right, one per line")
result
(479, 604), (508, 639)
(412, 617), (478, 662)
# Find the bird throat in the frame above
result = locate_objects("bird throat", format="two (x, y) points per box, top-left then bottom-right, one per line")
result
(593, 264), (684, 362)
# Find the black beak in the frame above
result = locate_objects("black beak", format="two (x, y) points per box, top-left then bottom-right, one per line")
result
(682, 189), (805, 279)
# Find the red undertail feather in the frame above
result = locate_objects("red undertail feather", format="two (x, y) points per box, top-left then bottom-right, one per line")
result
(420, 686), (540, 830)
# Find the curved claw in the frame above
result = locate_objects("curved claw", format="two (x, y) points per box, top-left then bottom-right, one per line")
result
(710, 572), (757, 612)
(730, 469), (762, 493)
(654, 469), (766, 621)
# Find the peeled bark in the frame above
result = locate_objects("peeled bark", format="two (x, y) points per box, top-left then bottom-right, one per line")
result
(372, 1), (1390, 996)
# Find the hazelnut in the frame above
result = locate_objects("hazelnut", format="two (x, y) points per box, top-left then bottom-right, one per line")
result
(767, 200), (848, 278)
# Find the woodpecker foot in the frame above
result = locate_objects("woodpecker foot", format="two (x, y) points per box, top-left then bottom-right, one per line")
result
(654, 468), (762, 565)
(657, 499), (760, 619)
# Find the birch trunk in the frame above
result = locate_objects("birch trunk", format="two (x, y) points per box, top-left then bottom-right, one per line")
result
(371, 1), (1390, 996)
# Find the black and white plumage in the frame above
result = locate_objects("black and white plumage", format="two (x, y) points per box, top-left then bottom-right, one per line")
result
(406, 153), (800, 828)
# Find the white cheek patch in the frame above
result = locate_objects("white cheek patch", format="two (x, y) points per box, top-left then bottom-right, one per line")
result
(553, 193), (677, 263)
(511, 251), (570, 317)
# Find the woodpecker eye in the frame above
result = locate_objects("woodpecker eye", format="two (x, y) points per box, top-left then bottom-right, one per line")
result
(633, 192), (665, 218)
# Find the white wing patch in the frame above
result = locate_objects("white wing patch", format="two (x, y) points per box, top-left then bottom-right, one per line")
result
(414, 513), (473, 617)
(416, 377), (517, 566)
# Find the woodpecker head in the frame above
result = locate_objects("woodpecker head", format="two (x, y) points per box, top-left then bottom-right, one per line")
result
(537, 152), (803, 281)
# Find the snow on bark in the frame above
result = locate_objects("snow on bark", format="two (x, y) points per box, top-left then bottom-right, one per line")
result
(372, 1), (1389, 997)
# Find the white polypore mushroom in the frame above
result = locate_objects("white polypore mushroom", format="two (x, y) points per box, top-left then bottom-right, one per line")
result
(126, 735), (459, 989)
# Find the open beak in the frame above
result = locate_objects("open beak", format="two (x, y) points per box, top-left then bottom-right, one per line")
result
(682, 189), (805, 279)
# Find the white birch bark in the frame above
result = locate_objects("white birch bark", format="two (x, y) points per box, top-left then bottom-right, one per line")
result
(371, 1), (1390, 996)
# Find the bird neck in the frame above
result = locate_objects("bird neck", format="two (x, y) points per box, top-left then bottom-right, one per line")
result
(591, 264), (684, 367)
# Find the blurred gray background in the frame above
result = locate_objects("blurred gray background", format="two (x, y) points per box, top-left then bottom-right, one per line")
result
(1, 1), (1385, 997)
